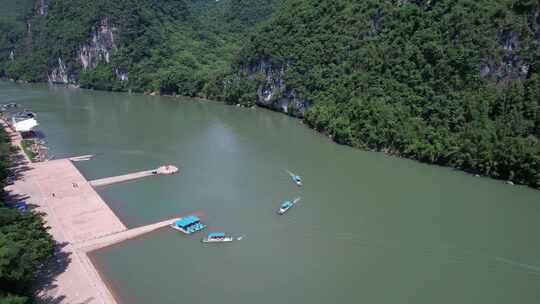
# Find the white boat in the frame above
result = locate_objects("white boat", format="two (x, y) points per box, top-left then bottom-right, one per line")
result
(286, 170), (303, 186)
(278, 197), (301, 215)
(278, 201), (294, 214)
(202, 232), (234, 243)
(293, 175), (302, 186)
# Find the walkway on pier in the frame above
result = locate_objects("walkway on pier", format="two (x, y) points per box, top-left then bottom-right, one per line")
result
(77, 216), (181, 252)
(89, 165), (179, 187)
(4, 157), (181, 304)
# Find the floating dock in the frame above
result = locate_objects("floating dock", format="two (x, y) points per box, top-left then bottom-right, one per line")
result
(170, 215), (206, 234)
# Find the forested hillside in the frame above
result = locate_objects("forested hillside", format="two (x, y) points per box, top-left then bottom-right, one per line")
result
(225, 0), (540, 188)
(0, 0), (281, 93)
(1, 0), (539, 188)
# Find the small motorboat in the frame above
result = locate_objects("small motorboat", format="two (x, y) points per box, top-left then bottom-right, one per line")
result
(286, 170), (303, 186)
(202, 232), (234, 243)
(278, 198), (300, 215)
(1, 102), (18, 109)
(278, 200), (294, 215)
(292, 175), (302, 186)
(20, 110), (36, 119)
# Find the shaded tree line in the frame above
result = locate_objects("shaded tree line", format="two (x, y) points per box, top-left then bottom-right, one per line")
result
(0, 129), (54, 303)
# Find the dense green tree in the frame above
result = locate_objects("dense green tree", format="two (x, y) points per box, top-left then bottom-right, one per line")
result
(0, 0), (539, 187)
(230, 0), (540, 187)
(0, 0), (282, 95)
(0, 129), (54, 303)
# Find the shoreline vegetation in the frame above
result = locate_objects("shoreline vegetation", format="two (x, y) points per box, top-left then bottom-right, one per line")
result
(20, 139), (37, 162)
(1, 0), (539, 189)
(2, 79), (538, 190)
(3, 77), (539, 190)
(0, 121), (54, 303)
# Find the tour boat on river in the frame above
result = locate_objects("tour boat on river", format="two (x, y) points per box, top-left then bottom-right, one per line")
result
(278, 197), (301, 215)
(292, 175), (302, 186)
(202, 232), (234, 243)
(286, 170), (303, 186)
(278, 201), (294, 214)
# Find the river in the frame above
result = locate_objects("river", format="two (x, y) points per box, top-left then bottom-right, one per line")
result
(1, 81), (539, 304)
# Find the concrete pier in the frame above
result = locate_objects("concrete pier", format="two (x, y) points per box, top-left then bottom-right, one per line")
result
(31, 159), (127, 243)
(89, 165), (179, 187)
(77, 216), (182, 252)
(1, 118), (185, 303)
(4, 154), (182, 304)
(69, 154), (95, 162)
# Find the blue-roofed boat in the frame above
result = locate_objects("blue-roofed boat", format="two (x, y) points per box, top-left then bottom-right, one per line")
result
(286, 170), (303, 186)
(202, 232), (234, 243)
(278, 201), (294, 214)
(278, 197), (301, 215)
(170, 215), (206, 235)
(292, 175), (302, 186)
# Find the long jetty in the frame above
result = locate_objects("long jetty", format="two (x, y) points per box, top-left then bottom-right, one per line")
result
(89, 165), (178, 187)
(3, 146), (182, 304)
(77, 216), (181, 252)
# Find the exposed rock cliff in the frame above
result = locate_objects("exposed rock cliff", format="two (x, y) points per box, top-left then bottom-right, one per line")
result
(35, 0), (48, 16)
(77, 18), (116, 70)
(480, 6), (540, 83)
(47, 58), (70, 83)
(480, 30), (529, 83)
(46, 18), (122, 84)
(245, 58), (310, 117)
(535, 8), (540, 39)
(116, 68), (129, 81)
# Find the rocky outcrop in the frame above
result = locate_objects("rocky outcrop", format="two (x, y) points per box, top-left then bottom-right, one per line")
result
(481, 6), (540, 82)
(46, 18), (125, 84)
(394, 0), (434, 6)
(480, 29), (530, 83)
(245, 58), (310, 116)
(48, 58), (74, 83)
(115, 68), (128, 81)
(534, 8), (540, 39)
(370, 8), (385, 34)
(35, 0), (48, 16)
(77, 18), (116, 70)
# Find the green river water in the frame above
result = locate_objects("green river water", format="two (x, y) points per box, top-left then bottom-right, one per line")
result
(1, 81), (539, 303)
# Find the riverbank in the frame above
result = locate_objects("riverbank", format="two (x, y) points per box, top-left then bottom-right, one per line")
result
(3, 157), (183, 304)
(4, 79), (535, 189)
(4, 156), (124, 304)
(0, 118), (183, 304)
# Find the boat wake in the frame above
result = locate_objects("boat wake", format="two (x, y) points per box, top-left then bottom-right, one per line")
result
(298, 232), (540, 275)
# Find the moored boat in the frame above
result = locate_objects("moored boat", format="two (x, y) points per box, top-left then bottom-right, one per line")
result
(202, 232), (234, 243)
(170, 215), (206, 235)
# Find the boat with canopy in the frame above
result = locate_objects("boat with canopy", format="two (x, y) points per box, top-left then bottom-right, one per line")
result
(202, 232), (234, 243)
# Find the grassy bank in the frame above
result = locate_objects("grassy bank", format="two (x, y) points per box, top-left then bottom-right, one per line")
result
(20, 139), (36, 162)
